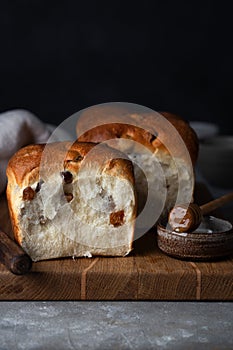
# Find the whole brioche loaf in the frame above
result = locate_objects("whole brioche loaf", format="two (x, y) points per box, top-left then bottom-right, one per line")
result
(76, 108), (199, 219)
(6, 141), (136, 261)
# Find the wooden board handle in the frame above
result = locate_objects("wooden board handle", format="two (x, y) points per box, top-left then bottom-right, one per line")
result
(0, 229), (32, 275)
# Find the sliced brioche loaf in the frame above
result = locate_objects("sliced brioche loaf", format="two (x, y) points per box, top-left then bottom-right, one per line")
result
(76, 108), (198, 220)
(6, 141), (136, 261)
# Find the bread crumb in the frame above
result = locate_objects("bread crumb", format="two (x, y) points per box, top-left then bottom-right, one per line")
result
(83, 251), (92, 258)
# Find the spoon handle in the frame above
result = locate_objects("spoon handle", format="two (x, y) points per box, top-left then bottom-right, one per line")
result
(200, 192), (233, 216)
(0, 228), (32, 275)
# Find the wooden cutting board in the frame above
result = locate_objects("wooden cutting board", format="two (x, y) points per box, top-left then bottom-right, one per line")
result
(0, 183), (233, 300)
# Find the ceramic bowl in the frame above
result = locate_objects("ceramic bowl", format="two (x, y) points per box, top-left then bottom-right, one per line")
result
(157, 216), (233, 261)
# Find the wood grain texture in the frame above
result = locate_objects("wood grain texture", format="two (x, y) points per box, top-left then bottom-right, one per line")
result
(0, 183), (233, 300)
(134, 232), (197, 300)
(193, 258), (233, 300)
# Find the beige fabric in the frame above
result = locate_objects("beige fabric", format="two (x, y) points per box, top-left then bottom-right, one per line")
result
(0, 109), (51, 194)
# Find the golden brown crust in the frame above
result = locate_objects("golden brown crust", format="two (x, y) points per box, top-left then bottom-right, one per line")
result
(6, 185), (20, 243)
(76, 109), (199, 165)
(159, 112), (199, 164)
(7, 141), (135, 188)
(7, 144), (45, 187)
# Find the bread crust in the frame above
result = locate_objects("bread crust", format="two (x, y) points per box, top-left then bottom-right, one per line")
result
(76, 109), (198, 165)
(7, 141), (134, 187)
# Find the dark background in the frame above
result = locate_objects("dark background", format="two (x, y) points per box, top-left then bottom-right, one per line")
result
(1, 1), (233, 133)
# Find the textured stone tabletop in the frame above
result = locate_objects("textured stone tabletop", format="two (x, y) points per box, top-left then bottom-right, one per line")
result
(0, 301), (233, 349)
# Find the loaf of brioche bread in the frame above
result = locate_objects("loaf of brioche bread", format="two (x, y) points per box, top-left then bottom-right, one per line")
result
(6, 141), (136, 261)
(77, 108), (198, 220)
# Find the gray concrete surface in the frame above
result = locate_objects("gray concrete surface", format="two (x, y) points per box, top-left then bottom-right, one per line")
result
(0, 302), (233, 349)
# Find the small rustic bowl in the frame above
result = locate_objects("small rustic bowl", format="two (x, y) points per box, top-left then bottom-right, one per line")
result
(157, 216), (233, 261)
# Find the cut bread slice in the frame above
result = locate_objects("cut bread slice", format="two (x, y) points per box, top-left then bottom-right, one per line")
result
(6, 141), (136, 261)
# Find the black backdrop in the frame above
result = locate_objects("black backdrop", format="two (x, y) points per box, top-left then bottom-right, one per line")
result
(1, 1), (233, 133)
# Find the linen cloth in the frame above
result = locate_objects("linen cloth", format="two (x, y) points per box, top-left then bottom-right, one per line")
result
(0, 109), (51, 194)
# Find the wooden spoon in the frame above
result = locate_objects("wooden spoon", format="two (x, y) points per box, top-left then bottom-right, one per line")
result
(168, 192), (233, 233)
